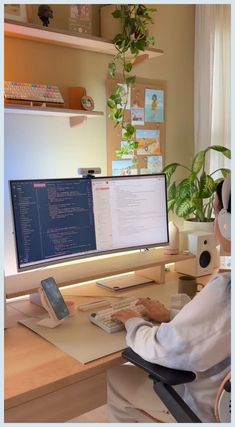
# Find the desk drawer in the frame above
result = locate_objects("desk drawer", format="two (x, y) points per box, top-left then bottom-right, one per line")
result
(5, 372), (107, 422)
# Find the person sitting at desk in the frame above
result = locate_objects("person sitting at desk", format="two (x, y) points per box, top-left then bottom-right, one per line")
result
(107, 175), (231, 423)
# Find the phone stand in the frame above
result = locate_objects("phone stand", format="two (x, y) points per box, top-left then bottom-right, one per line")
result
(37, 288), (65, 328)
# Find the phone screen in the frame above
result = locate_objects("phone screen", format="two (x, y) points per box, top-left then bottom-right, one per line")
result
(41, 277), (70, 320)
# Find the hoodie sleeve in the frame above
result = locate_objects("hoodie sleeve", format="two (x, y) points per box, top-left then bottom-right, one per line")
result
(125, 273), (231, 372)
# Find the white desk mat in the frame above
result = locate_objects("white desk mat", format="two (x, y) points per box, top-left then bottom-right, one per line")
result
(19, 310), (127, 364)
(18, 284), (174, 364)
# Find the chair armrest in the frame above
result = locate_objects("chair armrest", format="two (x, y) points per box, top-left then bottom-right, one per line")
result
(122, 348), (196, 386)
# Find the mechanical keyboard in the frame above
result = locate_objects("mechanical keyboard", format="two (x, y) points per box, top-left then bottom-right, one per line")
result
(4, 81), (64, 105)
(89, 297), (146, 333)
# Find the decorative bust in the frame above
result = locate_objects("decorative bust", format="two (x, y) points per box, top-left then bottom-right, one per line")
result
(38, 5), (53, 27)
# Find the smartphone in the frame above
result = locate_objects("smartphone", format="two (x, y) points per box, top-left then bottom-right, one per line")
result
(40, 277), (70, 320)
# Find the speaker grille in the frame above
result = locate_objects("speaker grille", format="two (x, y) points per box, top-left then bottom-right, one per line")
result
(199, 251), (211, 268)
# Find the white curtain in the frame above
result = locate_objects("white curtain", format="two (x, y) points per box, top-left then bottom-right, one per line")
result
(194, 5), (231, 174)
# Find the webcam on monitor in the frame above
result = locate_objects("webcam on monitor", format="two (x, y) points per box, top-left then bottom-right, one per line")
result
(77, 167), (101, 177)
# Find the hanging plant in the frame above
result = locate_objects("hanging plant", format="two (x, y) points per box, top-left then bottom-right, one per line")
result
(107, 4), (156, 159)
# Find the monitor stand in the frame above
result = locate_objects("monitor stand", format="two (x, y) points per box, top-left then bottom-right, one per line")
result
(96, 272), (153, 292)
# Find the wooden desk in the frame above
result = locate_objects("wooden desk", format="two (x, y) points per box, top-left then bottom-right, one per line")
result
(4, 271), (211, 422)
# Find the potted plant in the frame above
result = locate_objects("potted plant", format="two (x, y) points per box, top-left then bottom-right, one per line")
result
(107, 4), (156, 158)
(163, 145), (231, 223)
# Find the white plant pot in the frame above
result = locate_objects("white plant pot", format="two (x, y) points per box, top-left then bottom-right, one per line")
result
(184, 220), (214, 233)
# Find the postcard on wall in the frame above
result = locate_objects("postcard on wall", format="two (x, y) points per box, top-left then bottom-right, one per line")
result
(117, 83), (131, 109)
(136, 129), (161, 156)
(131, 88), (142, 108)
(140, 168), (150, 175)
(145, 89), (164, 123)
(131, 108), (145, 125)
(147, 156), (163, 173)
(120, 141), (134, 159)
(112, 160), (137, 176)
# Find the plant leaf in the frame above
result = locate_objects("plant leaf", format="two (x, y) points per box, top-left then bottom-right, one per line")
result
(112, 9), (122, 19)
(107, 98), (116, 109)
(209, 145), (231, 159)
(168, 199), (175, 212)
(126, 76), (136, 86)
(108, 62), (116, 78)
(198, 173), (216, 198)
(175, 200), (194, 218)
(124, 62), (132, 72)
(192, 150), (205, 174)
(162, 163), (180, 185)
(168, 181), (177, 201)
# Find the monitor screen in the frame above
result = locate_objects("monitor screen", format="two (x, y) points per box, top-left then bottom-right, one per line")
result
(10, 174), (169, 270)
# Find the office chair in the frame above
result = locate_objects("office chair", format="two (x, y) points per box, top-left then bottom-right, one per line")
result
(122, 348), (231, 423)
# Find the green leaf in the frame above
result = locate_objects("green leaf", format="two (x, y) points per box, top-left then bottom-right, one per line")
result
(168, 199), (175, 212)
(177, 178), (196, 200)
(162, 163), (180, 184)
(219, 168), (231, 177)
(129, 141), (139, 149)
(126, 76), (136, 86)
(192, 150), (206, 174)
(107, 98), (116, 109)
(108, 62), (116, 78)
(168, 182), (177, 200)
(112, 9), (122, 19)
(175, 199), (194, 219)
(110, 92), (122, 102)
(198, 173), (216, 198)
(135, 39), (146, 51)
(113, 84), (123, 95)
(125, 123), (136, 134)
(124, 62), (132, 72)
(130, 43), (139, 55)
(146, 36), (155, 46)
(209, 145), (231, 159)
(114, 109), (123, 121)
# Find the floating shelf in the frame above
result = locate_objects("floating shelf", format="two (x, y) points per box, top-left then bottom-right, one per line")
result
(4, 20), (164, 61)
(4, 104), (104, 127)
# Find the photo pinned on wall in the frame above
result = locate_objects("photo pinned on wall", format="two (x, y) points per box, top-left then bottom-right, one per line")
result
(140, 168), (150, 175)
(136, 129), (161, 155)
(145, 89), (164, 123)
(117, 84), (131, 109)
(131, 108), (145, 125)
(69, 4), (92, 34)
(131, 89), (141, 108)
(120, 141), (134, 159)
(112, 160), (137, 176)
(147, 156), (163, 173)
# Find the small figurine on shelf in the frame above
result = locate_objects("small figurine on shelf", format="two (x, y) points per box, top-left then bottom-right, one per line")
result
(38, 5), (53, 27)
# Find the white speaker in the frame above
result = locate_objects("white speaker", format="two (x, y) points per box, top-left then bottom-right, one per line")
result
(176, 231), (216, 277)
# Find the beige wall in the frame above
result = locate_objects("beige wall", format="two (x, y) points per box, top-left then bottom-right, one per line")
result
(4, 4), (195, 275)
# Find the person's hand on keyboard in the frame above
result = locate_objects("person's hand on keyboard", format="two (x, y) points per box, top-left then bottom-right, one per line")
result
(136, 298), (171, 323)
(111, 309), (142, 324)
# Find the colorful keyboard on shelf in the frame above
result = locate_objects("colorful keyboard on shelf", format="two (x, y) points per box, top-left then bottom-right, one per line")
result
(4, 81), (64, 106)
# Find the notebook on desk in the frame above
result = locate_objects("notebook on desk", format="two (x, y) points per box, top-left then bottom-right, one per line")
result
(96, 273), (153, 291)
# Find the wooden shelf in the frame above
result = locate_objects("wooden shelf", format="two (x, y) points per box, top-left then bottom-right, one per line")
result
(4, 20), (164, 61)
(4, 104), (104, 127)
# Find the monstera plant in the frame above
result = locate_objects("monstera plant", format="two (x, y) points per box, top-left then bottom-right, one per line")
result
(163, 145), (231, 222)
(107, 4), (156, 157)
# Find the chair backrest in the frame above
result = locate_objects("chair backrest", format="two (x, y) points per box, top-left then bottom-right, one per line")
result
(214, 371), (231, 422)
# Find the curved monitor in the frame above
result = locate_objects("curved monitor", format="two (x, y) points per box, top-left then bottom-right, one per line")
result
(10, 174), (169, 271)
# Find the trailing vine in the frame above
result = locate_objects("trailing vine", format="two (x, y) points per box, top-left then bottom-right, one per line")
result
(107, 5), (156, 159)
